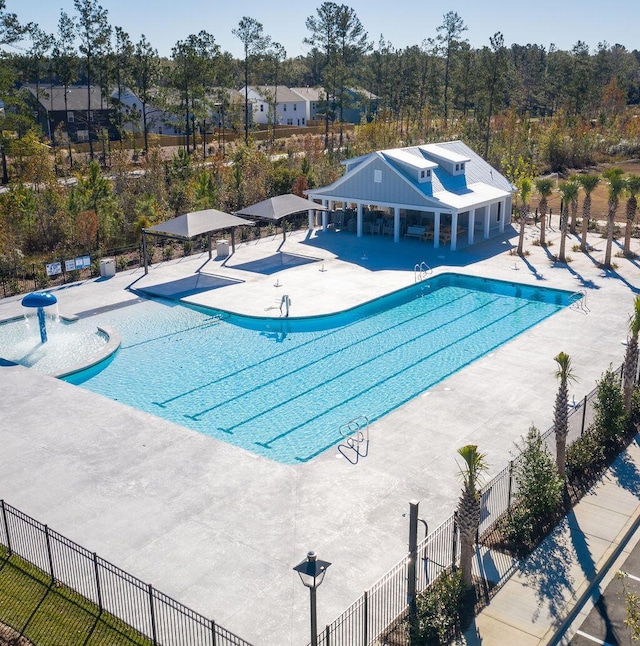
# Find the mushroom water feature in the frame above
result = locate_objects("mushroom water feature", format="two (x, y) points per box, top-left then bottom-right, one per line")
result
(21, 291), (58, 343)
(0, 291), (121, 379)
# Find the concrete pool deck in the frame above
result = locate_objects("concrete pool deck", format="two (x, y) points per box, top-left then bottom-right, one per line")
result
(1, 223), (639, 645)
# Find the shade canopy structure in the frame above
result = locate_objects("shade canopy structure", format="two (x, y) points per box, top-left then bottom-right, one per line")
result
(142, 208), (252, 274)
(235, 194), (327, 222)
(235, 194), (326, 240)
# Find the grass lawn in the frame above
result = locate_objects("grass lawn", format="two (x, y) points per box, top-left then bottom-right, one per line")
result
(0, 546), (150, 646)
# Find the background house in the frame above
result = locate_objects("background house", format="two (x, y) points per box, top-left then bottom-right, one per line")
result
(241, 85), (308, 127)
(290, 86), (325, 123)
(23, 84), (118, 144)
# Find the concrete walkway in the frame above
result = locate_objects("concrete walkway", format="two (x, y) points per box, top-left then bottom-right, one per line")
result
(1, 222), (640, 645)
(465, 435), (640, 645)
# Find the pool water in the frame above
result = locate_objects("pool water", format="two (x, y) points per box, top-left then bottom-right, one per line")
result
(57, 274), (572, 464)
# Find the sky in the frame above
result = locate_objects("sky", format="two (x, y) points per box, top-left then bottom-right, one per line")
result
(10, 0), (640, 59)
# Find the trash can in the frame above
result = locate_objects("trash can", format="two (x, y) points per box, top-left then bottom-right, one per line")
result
(99, 257), (116, 277)
(216, 239), (230, 257)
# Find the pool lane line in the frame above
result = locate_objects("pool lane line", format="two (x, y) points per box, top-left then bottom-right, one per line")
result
(244, 298), (535, 446)
(159, 288), (474, 410)
(184, 291), (492, 422)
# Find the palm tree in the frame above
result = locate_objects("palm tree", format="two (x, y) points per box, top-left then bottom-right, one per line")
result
(553, 352), (577, 480)
(535, 177), (553, 246)
(557, 180), (579, 263)
(568, 176), (580, 234)
(602, 168), (625, 269)
(456, 444), (488, 589)
(623, 295), (640, 413)
(623, 175), (640, 256)
(516, 177), (532, 256)
(576, 174), (600, 253)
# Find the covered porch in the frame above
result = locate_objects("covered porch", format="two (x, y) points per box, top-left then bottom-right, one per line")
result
(305, 198), (510, 251)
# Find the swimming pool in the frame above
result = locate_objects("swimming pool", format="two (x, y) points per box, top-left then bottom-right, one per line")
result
(51, 273), (572, 464)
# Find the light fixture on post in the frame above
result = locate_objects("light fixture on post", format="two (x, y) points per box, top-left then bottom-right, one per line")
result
(293, 551), (331, 646)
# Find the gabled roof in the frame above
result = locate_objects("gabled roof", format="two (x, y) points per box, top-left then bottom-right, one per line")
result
(290, 87), (325, 102)
(22, 85), (109, 112)
(382, 148), (438, 171)
(307, 140), (515, 212)
(246, 86), (306, 103)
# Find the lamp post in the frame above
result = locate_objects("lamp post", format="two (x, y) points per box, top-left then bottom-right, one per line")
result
(293, 551), (331, 646)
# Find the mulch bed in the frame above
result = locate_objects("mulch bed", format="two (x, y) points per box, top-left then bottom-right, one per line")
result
(0, 624), (32, 646)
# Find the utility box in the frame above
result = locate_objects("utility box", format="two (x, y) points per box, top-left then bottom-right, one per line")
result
(99, 257), (116, 277)
(216, 240), (230, 257)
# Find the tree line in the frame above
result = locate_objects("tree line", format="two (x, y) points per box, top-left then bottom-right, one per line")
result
(2, 0), (640, 157)
(1, 0), (640, 276)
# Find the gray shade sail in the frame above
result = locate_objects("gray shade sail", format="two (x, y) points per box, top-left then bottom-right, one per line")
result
(234, 194), (327, 222)
(145, 209), (251, 239)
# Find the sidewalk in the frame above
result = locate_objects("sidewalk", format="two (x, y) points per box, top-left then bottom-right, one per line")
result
(464, 435), (640, 645)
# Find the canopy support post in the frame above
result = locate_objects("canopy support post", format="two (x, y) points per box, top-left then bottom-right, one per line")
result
(208, 232), (212, 260)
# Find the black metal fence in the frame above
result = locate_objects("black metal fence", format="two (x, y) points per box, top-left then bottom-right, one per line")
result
(315, 362), (625, 646)
(0, 500), (253, 646)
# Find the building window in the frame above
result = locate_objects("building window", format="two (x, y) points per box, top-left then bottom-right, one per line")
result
(287, 118), (293, 125)
(311, 102), (316, 109)
(374, 169), (382, 183)
(260, 104), (264, 112)
(283, 104), (287, 111)
(294, 104), (297, 111)
(420, 170), (425, 178)
(302, 118), (305, 125)
(427, 170), (431, 177)
(460, 163), (465, 171)
(67, 111), (74, 123)
(455, 163), (459, 171)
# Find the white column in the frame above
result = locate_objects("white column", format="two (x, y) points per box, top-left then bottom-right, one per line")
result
(468, 209), (475, 246)
(484, 205), (491, 239)
(308, 208), (314, 230)
(451, 212), (458, 251)
(357, 203), (363, 237)
(434, 211), (441, 249)
(499, 199), (506, 233)
(322, 209), (328, 231)
(394, 206), (400, 242)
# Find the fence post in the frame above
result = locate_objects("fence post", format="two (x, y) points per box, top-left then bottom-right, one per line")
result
(507, 461), (514, 514)
(148, 584), (158, 646)
(44, 525), (55, 582)
(92, 552), (103, 612)
(210, 618), (217, 646)
(581, 395), (588, 435)
(407, 500), (419, 611)
(452, 512), (458, 570)
(325, 624), (330, 646)
(363, 589), (368, 646)
(1, 500), (12, 556)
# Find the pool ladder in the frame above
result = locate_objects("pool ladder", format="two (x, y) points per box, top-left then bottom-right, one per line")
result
(338, 415), (369, 464)
(569, 290), (589, 313)
(414, 261), (432, 282)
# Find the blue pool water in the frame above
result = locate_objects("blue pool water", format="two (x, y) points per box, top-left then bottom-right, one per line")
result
(60, 273), (570, 463)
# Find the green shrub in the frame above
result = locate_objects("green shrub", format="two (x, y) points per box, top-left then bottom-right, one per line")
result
(162, 245), (174, 261)
(116, 256), (128, 272)
(593, 369), (626, 448)
(503, 426), (563, 548)
(566, 428), (606, 485)
(409, 570), (465, 645)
